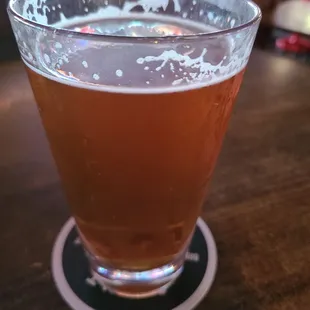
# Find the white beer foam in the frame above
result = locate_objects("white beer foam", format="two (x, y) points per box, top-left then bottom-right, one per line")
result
(25, 59), (244, 95)
(136, 48), (223, 80)
(18, 0), (182, 27)
(123, 0), (181, 13)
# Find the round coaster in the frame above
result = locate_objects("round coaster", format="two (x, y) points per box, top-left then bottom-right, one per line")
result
(52, 217), (217, 310)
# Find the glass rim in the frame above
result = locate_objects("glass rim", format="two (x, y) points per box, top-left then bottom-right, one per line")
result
(8, 0), (262, 41)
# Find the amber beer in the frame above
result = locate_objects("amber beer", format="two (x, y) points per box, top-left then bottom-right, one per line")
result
(9, 0), (261, 298)
(26, 64), (244, 270)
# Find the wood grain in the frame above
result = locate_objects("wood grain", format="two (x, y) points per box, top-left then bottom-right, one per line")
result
(0, 50), (310, 309)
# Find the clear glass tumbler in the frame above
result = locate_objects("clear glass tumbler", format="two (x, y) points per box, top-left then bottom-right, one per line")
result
(8, 0), (261, 298)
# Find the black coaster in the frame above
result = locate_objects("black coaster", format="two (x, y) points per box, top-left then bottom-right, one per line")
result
(52, 217), (217, 310)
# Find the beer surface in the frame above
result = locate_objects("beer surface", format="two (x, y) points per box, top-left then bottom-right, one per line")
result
(26, 15), (245, 269)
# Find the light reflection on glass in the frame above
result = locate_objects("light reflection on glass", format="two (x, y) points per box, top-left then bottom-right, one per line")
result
(72, 19), (195, 37)
(97, 263), (179, 282)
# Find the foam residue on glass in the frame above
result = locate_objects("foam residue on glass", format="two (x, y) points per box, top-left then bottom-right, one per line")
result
(10, 0), (257, 93)
(19, 0), (182, 26)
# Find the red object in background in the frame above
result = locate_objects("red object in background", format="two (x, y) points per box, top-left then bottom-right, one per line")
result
(275, 0), (310, 52)
(276, 34), (310, 53)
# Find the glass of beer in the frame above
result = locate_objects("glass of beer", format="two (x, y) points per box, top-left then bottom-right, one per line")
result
(8, 0), (261, 298)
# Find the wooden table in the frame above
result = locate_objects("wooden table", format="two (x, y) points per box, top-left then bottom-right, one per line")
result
(0, 50), (310, 309)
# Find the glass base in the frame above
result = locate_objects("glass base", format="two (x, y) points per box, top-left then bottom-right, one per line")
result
(52, 217), (218, 309)
(86, 250), (187, 299)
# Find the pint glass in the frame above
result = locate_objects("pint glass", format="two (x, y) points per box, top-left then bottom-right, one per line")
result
(8, 0), (261, 298)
